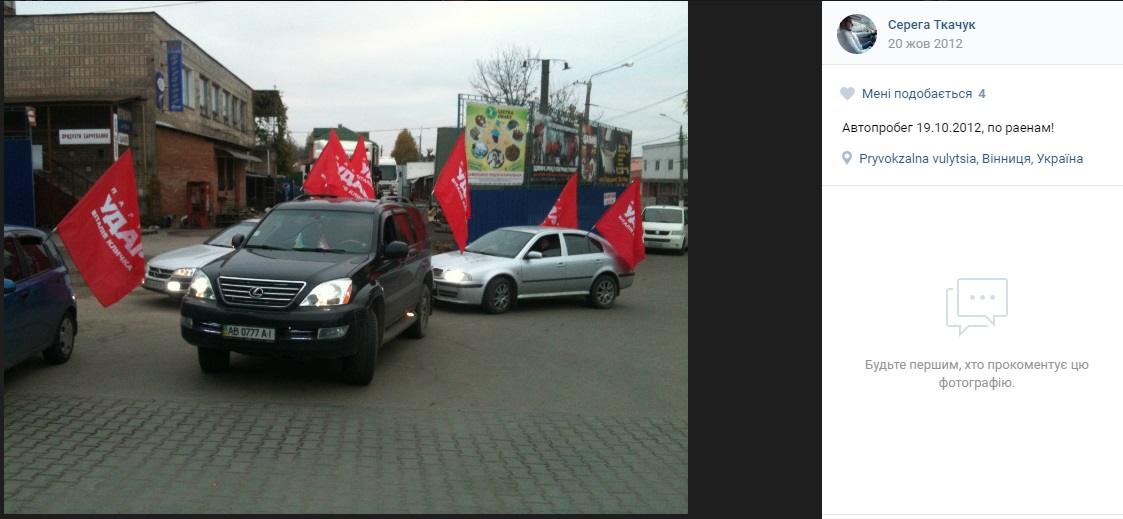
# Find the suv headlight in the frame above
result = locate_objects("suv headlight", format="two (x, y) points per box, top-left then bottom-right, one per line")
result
(187, 271), (215, 300)
(173, 267), (196, 277)
(301, 278), (353, 306)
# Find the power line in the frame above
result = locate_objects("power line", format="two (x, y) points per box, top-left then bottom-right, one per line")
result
(603, 90), (688, 123)
(584, 26), (687, 80)
(83, 1), (211, 13)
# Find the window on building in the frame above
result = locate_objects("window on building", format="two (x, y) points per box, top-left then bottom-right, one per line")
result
(655, 160), (660, 171)
(643, 159), (647, 171)
(682, 158), (687, 170)
(668, 159), (674, 171)
(231, 97), (240, 128)
(182, 66), (195, 108)
(241, 100), (249, 132)
(211, 84), (220, 118)
(199, 77), (208, 114)
(218, 158), (234, 191)
(222, 90), (231, 124)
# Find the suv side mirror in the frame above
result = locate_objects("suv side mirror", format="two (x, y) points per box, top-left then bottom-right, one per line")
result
(383, 240), (409, 259)
(231, 234), (245, 247)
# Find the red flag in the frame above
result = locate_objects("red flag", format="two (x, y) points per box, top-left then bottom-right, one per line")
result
(55, 149), (146, 307)
(594, 180), (645, 270)
(347, 134), (376, 199)
(433, 130), (471, 253)
(541, 172), (578, 228)
(305, 129), (358, 197)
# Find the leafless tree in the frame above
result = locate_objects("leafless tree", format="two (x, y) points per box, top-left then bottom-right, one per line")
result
(470, 44), (581, 122)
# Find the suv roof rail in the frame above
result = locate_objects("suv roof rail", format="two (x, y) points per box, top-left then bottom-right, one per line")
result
(294, 193), (338, 200)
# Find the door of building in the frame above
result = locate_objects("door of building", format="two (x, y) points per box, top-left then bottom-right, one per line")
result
(187, 181), (211, 228)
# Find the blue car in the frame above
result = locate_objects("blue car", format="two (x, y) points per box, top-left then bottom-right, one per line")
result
(4, 225), (78, 370)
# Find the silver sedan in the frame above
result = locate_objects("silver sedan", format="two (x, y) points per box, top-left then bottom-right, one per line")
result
(431, 225), (636, 314)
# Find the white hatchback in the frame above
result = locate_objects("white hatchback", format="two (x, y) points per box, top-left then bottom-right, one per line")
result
(641, 205), (688, 255)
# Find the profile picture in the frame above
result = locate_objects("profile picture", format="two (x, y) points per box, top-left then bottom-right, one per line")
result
(837, 14), (877, 54)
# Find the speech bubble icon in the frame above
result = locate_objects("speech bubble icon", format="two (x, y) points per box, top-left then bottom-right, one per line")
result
(957, 278), (1008, 325)
(946, 288), (992, 335)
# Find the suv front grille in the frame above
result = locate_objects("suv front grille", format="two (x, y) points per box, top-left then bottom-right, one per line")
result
(148, 266), (174, 280)
(218, 276), (306, 308)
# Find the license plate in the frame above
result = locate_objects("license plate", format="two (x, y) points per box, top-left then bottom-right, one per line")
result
(222, 325), (275, 341)
(144, 279), (165, 290)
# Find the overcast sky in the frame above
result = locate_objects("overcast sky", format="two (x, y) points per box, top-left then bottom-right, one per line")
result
(14, 1), (688, 157)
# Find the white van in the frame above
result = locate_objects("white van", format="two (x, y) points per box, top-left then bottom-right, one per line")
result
(641, 205), (689, 255)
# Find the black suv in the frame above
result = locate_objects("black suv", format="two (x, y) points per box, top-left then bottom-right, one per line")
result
(179, 195), (433, 385)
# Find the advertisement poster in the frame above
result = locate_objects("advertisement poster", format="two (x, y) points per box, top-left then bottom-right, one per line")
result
(530, 114), (581, 185)
(167, 40), (183, 112)
(465, 103), (528, 186)
(598, 126), (632, 186)
(579, 123), (598, 184)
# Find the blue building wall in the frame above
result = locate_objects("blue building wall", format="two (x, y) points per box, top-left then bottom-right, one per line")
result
(464, 185), (626, 243)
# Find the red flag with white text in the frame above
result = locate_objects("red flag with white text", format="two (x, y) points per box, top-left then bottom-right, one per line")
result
(55, 149), (146, 307)
(346, 133), (376, 199)
(304, 129), (352, 196)
(541, 172), (578, 228)
(593, 180), (645, 270)
(434, 130), (471, 253)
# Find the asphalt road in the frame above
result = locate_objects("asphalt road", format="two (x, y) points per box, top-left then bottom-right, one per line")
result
(4, 225), (688, 513)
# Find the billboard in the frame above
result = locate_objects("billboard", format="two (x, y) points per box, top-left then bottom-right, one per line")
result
(529, 113), (580, 185)
(465, 102), (528, 186)
(597, 126), (632, 186)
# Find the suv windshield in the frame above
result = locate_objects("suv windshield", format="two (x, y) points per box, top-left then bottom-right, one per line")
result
(643, 208), (683, 224)
(244, 209), (375, 253)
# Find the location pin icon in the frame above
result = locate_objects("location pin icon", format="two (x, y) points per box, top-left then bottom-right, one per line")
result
(842, 151), (852, 164)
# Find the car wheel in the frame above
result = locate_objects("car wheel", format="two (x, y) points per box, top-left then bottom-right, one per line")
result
(198, 348), (230, 372)
(405, 283), (431, 338)
(342, 307), (380, 385)
(677, 237), (687, 256)
(482, 277), (514, 314)
(587, 274), (618, 309)
(42, 311), (76, 364)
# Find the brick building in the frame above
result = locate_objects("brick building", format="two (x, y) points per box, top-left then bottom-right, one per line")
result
(3, 11), (271, 228)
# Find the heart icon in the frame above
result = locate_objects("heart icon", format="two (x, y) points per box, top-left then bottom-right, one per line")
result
(840, 87), (855, 100)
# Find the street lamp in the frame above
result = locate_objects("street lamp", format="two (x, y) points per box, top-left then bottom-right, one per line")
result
(575, 62), (633, 180)
(579, 62), (634, 128)
(523, 58), (570, 115)
(660, 113), (686, 207)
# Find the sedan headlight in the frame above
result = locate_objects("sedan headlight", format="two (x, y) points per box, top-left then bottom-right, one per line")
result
(300, 278), (353, 306)
(187, 272), (215, 300)
(442, 269), (472, 282)
(173, 267), (196, 277)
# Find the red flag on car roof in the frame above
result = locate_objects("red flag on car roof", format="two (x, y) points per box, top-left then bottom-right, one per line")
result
(304, 128), (353, 196)
(541, 172), (578, 228)
(594, 179), (645, 270)
(55, 149), (146, 307)
(433, 129), (471, 253)
(346, 133), (376, 199)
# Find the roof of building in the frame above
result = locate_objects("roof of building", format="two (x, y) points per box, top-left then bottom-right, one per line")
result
(309, 126), (369, 142)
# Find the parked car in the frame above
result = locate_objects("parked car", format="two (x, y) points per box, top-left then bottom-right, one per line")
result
(431, 225), (635, 314)
(641, 205), (688, 255)
(4, 225), (78, 370)
(143, 218), (260, 299)
(179, 195), (433, 385)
